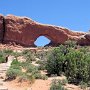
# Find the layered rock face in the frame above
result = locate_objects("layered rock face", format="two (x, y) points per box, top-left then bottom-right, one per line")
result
(0, 14), (90, 47)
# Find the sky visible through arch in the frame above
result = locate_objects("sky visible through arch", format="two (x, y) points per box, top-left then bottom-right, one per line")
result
(0, 0), (90, 46)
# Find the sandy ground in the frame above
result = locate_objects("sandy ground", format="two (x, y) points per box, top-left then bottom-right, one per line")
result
(4, 79), (51, 90)
(3, 76), (84, 90)
(31, 79), (51, 90)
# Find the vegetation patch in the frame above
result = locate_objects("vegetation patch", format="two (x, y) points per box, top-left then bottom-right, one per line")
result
(50, 79), (68, 90)
(46, 42), (90, 87)
(6, 50), (48, 83)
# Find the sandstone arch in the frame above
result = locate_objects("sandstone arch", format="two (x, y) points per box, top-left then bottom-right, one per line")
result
(0, 14), (87, 47)
(3, 15), (69, 47)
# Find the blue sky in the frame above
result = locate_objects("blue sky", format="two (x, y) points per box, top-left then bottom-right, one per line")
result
(0, 0), (90, 46)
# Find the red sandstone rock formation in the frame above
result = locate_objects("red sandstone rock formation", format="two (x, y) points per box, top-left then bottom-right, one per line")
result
(0, 14), (89, 46)
(0, 14), (4, 42)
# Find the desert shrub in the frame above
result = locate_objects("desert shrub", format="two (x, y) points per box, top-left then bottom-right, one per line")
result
(35, 50), (48, 60)
(41, 74), (48, 80)
(10, 59), (21, 69)
(33, 73), (48, 80)
(6, 68), (21, 80)
(36, 60), (41, 64)
(18, 73), (28, 82)
(79, 81), (87, 90)
(26, 64), (39, 74)
(0, 50), (6, 63)
(22, 49), (30, 55)
(20, 61), (48, 80)
(18, 72), (35, 83)
(0, 55), (5, 63)
(6, 53), (47, 82)
(79, 46), (90, 54)
(37, 60), (47, 70)
(10, 64), (21, 70)
(26, 74), (35, 83)
(61, 78), (68, 85)
(11, 59), (20, 65)
(6, 59), (21, 80)
(64, 40), (77, 48)
(65, 50), (90, 84)
(22, 49), (35, 62)
(3, 49), (13, 55)
(46, 45), (68, 75)
(12, 52), (22, 58)
(33, 73), (42, 79)
(50, 79), (68, 90)
(20, 62), (28, 68)
(46, 45), (90, 85)
(64, 50), (83, 83)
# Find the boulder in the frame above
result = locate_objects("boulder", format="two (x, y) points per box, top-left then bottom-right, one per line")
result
(84, 33), (90, 41)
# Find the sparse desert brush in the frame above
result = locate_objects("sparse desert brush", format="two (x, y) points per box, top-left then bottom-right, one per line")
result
(79, 81), (88, 90)
(6, 55), (47, 83)
(50, 79), (68, 90)
(3, 49), (13, 55)
(22, 49), (36, 62)
(61, 78), (68, 85)
(6, 68), (21, 80)
(33, 73), (48, 80)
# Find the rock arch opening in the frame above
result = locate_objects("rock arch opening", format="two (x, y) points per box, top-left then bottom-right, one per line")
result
(34, 36), (51, 47)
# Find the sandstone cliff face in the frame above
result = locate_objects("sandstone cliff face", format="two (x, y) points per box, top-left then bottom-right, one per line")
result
(0, 15), (4, 42)
(0, 14), (89, 46)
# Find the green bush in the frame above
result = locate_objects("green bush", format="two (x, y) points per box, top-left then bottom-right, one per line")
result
(64, 40), (77, 48)
(79, 81), (87, 90)
(26, 64), (39, 74)
(3, 49), (13, 55)
(0, 50), (6, 63)
(46, 45), (67, 75)
(41, 74), (48, 80)
(22, 49), (35, 62)
(20, 62), (29, 69)
(18, 72), (35, 83)
(35, 50), (48, 60)
(61, 79), (68, 85)
(37, 60), (47, 70)
(33, 73), (48, 80)
(33, 73), (42, 79)
(46, 45), (90, 85)
(12, 52), (22, 58)
(6, 59), (21, 80)
(0, 56), (5, 63)
(65, 50), (90, 84)
(18, 73), (28, 82)
(50, 79), (68, 90)
(6, 68), (21, 80)
(11, 59), (20, 65)
(10, 64), (21, 70)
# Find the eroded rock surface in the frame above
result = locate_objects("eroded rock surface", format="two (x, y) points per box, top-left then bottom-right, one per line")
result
(0, 14), (90, 46)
